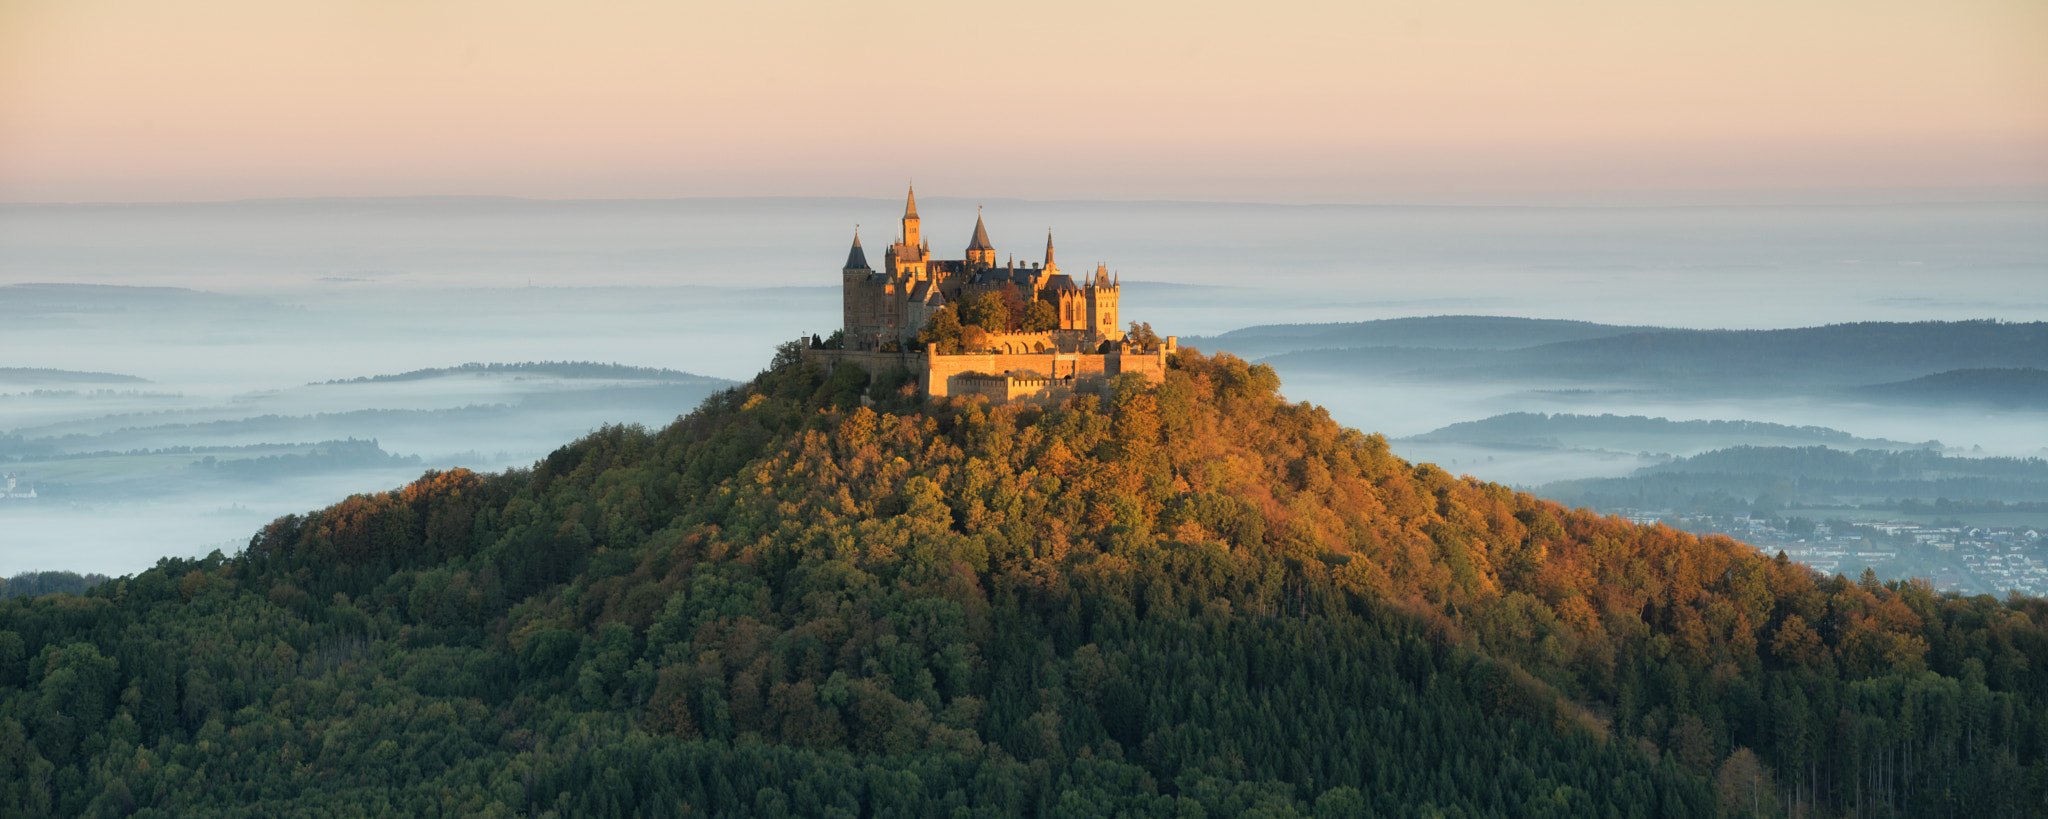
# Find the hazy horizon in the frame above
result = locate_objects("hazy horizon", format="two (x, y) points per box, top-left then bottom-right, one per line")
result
(6, 194), (2046, 577)
(5, 1), (2047, 580)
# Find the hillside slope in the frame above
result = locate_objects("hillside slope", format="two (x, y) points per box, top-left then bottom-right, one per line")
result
(2, 346), (2044, 817)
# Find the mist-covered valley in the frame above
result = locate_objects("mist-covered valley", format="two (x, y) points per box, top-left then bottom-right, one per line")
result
(3, 195), (2045, 587)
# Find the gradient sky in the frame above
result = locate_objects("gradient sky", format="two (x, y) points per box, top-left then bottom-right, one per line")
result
(1, 0), (2044, 203)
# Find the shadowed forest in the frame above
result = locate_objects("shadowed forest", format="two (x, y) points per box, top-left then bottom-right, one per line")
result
(2, 347), (2042, 816)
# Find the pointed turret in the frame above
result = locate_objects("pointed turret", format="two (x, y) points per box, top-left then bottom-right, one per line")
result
(968, 214), (993, 251)
(900, 184), (921, 250)
(1043, 230), (1056, 269)
(966, 207), (996, 266)
(843, 229), (870, 271)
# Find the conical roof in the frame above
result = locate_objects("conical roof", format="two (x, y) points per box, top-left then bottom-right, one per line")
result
(903, 185), (918, 219)
(844, 231), (870, 270)
(968, 212), (993, 251)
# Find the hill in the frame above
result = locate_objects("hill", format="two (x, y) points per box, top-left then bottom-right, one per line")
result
(1855, 367), (2048, 410)
(1406, 412), (1938, 454)
(1184, 316), (1664, 360)
(1260, 320), (2048, 392)
(0, 368), (148, 386)
(318, 361), (727, 385)
(2, 346), (2044, 816)
(1542, 445), (2048, 513)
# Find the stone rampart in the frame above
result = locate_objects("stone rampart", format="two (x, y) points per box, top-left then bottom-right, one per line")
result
(802, 337), (1176, 405)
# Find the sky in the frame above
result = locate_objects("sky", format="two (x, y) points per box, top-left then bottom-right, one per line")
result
(0, 0), (2045, 203)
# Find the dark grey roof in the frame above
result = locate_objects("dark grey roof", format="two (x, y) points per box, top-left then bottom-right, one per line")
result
(843, 233), (870, 270)
(968, 214), (993, 251)
(1045, 274), (1080, 292)
(975, 269), (1030, 287)
(908, 280), (935, 302)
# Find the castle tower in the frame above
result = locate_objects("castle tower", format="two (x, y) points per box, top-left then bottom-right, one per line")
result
(1043, 230), (1058, 274)
(901, 184), (921, 249)
(1086, 262), (1121, 341)
(888, 185), (929, 279)
(841, 229), (877, 348)
(843, 229), (870, 273)
(966, 208), (996, 267)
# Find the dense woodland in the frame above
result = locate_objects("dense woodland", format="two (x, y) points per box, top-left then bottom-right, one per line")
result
(0, 573), (111, 602)
(2, 344), (2045, 816)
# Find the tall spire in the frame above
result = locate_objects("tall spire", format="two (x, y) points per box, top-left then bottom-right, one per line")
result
(900, 184), (921, 249)
(1043, 230), (1055, 268)
(843, 228), (870, 271)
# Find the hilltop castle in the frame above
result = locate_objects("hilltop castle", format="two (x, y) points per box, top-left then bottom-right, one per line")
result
(807, 187), (1174, 405)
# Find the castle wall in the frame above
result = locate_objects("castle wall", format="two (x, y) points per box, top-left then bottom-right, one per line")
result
(925, 347), (1168, 398)
(949, 375), (1076, 406)
(803, 344), (1170, 406)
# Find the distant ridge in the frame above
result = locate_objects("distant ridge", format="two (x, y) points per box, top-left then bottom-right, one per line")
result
(1258, 319), (2048, 390)
(1855, 367), (2048, 409)
(1406, 412), (1939, 452)
(0, 367), (148, 385)
(318, 361), (730, 385)
(1184, 315), (1662, 359)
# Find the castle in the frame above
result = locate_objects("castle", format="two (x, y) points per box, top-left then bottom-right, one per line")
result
(807, 187), (1174, 405)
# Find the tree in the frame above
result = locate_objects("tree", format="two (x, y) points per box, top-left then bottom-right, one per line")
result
(961, 326), (991, 353)
(920, 306), (963, 354)
(1714, 747), (1778, 817)
(995, 287), (1029, 332)
(961, 292), (1011, 334)
(1126, 321), (1161, 348)
(1022, 300), (1059, 333)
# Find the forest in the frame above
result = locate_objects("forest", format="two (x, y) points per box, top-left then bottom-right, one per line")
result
(1, 343), (2044, 816)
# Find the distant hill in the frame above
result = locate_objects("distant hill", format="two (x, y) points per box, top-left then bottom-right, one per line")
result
(0, 367), (148, 385)
(1184, 315), (1661, 359)
(319, 360), (727, 385)
(1855, 367), (2048, 409)
(1406, 412), (1938, 453)
(1260, 320), (2048, 392)
(1540, 444), (2048, 511)
(0, 283), (251, 315)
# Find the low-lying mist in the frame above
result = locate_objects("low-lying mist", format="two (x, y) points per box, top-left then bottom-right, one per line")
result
(2, 196), (2043, 578)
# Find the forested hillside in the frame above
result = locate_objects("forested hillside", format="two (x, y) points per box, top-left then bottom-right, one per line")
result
(2, 345), (2044, 817)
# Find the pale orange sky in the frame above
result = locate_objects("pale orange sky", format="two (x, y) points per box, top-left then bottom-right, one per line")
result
(1, 0), (2043, 202)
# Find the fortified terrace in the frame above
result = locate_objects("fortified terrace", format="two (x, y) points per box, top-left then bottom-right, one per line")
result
(804, 186), (1176, 405)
